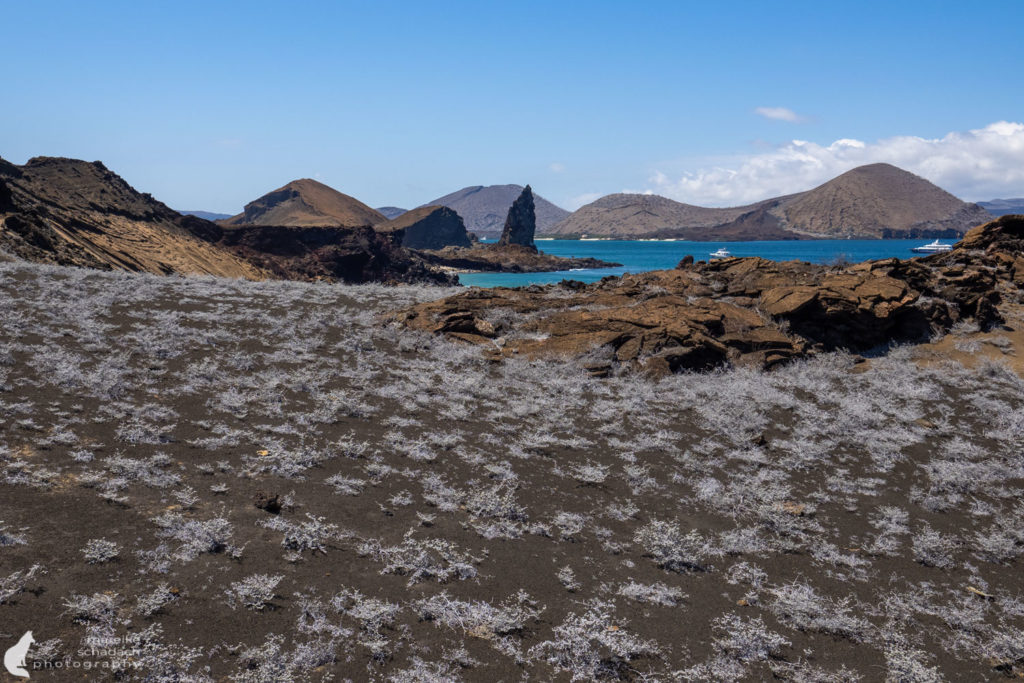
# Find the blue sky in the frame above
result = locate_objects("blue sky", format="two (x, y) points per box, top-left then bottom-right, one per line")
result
(4, 0), (1023, 211)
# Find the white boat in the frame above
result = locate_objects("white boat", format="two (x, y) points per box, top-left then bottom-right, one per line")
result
(911, 239), (953, 254)
(709, 247), (732, 259)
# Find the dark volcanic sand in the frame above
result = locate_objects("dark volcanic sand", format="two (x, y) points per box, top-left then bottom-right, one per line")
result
(0, 260), (1022, 681)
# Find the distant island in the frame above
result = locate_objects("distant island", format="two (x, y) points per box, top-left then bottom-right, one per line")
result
(375, 205), (408, 220)
(979, 198), (1024, 216)
(178, 209), (232, 221)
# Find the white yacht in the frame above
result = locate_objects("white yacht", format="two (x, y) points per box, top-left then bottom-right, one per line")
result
(911, 239), (953, 254)
(709, 247), (732, 259)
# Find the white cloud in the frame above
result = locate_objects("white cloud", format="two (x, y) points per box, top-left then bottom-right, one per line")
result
(549, 162), (566, 173)
(566, 192), (603, 210)
(649, 121), (1024, 206)
(754, 106), (806, 123)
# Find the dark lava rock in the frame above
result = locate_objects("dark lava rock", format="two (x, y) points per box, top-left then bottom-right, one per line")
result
(497, 185), (537, 251)
(254, 491), (282, 515)
(217, 224), (457, 285)
(376, 205), (472, 250)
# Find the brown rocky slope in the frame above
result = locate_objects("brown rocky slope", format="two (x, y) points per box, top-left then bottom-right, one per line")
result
(547, 192), (781, 238)
(0, 156), (268, 278)
(0, 156), (457, 285)
(396, 215), (1024, 375)
(222, 178), (386, 228)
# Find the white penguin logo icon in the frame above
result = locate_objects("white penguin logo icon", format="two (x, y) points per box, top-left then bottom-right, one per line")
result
(3, 631), (34, 678)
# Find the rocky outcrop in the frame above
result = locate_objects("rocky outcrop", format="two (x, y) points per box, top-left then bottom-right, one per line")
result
(956, 213), (1024, 252)
(0, 156), (268, 279)
(420, 184), (569, 238)
(222, 179), (385, 228)
(412, 187), (619, 272)
(497, 185), (537, 250)
(395, 215), (1024, 375)
(410, 186), (607, 272)
(216, 224), (457, 285)
(376, 205), (472, 250)
(396, 261), (923, 374)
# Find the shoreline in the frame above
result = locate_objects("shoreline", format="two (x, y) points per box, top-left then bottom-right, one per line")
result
(528, 235), (967, 242)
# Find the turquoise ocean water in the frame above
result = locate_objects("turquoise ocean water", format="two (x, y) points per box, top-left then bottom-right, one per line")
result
(459, 239), (938, 287)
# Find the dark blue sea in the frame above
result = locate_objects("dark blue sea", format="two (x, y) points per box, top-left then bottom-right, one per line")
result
(459, 239), (938, 287)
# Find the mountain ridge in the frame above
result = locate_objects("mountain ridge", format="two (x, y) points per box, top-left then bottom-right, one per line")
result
(179, 210), (232, 221)
(550, 164), (992, 240)
(979, 198), (1024, 216)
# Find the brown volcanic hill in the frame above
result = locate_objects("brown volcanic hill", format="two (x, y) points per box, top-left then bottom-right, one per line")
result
(222, 178), (386, 227)
(375, 205), (472, 250)
(0, 156), (267, 278)
(781, 163), (992, 238)
(551, 164), (991, 240)
(547, 193), (776, 237)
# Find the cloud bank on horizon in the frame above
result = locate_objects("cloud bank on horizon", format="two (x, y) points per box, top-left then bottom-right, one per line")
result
(648, 121), (1024, 207)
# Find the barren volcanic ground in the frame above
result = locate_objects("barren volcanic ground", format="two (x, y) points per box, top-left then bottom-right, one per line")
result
(1, 260), (1023, 681)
